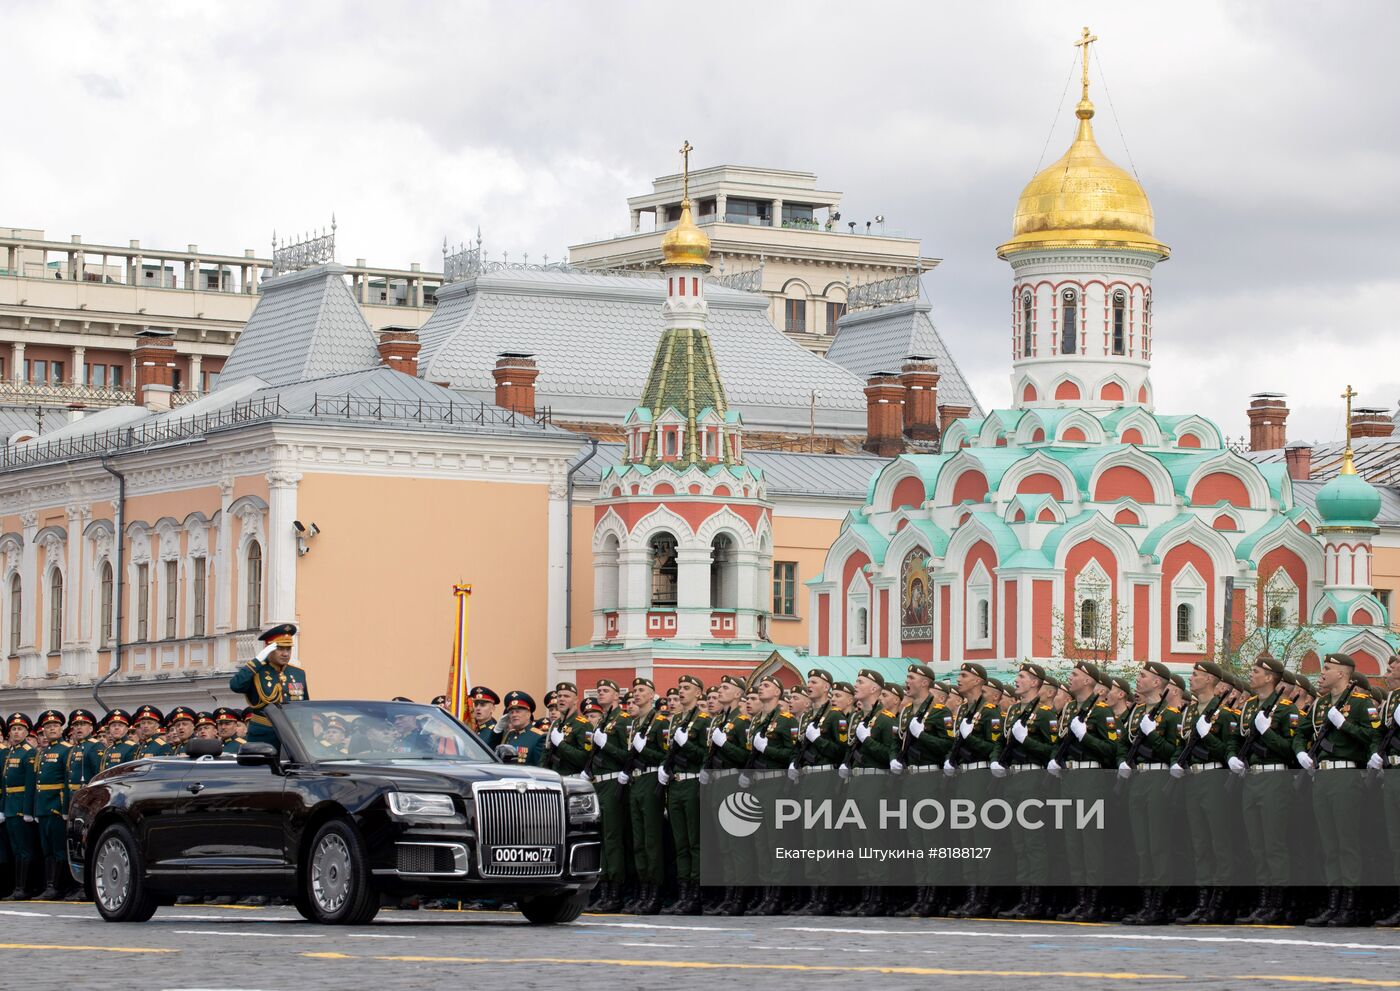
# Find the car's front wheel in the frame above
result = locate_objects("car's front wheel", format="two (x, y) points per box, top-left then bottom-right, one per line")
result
(519, 889), (587, 924)
(303, 819), (378, 925)
(90, 824), (159, 923)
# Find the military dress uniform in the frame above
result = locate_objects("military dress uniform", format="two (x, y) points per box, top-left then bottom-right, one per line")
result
(840, 672), (898, 918)
(1171, 668), (1239, 925)
(706, 679), (754, 915)
(129, 706), (173, 760)
(3, 713), (38, 899)
(587, 683), (633, 911)
(1234, 667), (1298, 923)
(1118, 665), (1184, 926)
(164, 706), (197, 756)
(94, 711), (136, 772)
(497, 691), (545, 766)
(228, 623), (309, 747)
(790, 675), (849, 776)
(623, 681), (670, 914)
(659, 676), (710, 914)
(742, 680), (798, 917)
(31, 711), (71, 900)
(1375, 678), (1400, 928)
(549, 708), (593, 776)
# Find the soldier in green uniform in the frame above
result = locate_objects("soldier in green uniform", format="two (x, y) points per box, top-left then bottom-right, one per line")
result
(1296, 652), (1377, 927)
(838, 669), (897, 917)
(889, 663), (953, 918)
(212, 708), (246, 755)
(1229, 654), (1299, 924)
(469, 686), (502, 744)
(60, 709), (98, 900)
(94, 710), (135, 772)
(787, 670), (848, 917)
(496, 691), (546, 766)
(228, 622), (309, 748)
(742, 674), (797, 916)
(989, 662), (1058, 920)
(316, 715), (349, 756)
(1374, 655), (1400, 928)
(1118, 661), (1184, 925)
(164, 706), (197, 756)
(1169, 660), (1238, 924)
(547, 682), (592, 775)
(129, 705), (172, 759)
(587, 678), (632, 912)
(659, 674), (708, 915)
(2, 713), (38, 900)
(621, 678), (668, 914)
(704, 674), (751, 916)
(943, 662), (1005, 918)
(31, 711), (71, 900)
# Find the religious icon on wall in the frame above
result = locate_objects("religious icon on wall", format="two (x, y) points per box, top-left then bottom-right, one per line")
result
(900, 547), (933, 641)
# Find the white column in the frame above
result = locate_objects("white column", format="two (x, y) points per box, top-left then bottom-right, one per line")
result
(733, 548), (760, 640)
(63, 505), (88, 675)
(545, 474), (568, 684)
(716, 194), (727, 221)
(675, 547), (711, 639)
(212, 480), (234, 665)
(771, 199), (783, 227)
(18, 511), (39, 678)
(11, 342), (24, 383)
(617, 548), (649, 640)
(190, 354), (203, 395)
(265, 470), (301, 627)
(70, 345), (86, 386)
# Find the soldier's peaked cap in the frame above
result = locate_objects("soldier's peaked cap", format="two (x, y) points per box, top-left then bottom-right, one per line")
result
(6, 711), (33, 731)
(469, 686), (502, 704)
(258, 622), (297, 645)
(503, 690), (535, 712)
(133, 704), (164, 724)
(36, 709), (64, 728)
(67, 708), (96, 727)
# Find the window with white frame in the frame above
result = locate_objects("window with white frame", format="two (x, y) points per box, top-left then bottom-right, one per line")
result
(965, 561), (992, 649)
(191, 557), (207, 637)
(245, 542), (262, 630)
(136, 562), (150, 641)
(99, 561), (113, 647)
(8, 574), (20, 656)
(1171, 564), (1206, 652)
(48, 569), (63, 653)
(1262, 568), (1299, 630)
(846, 572), (870, 655)
(1074, 559), (1112, 650)
(164, 559), (179, 639)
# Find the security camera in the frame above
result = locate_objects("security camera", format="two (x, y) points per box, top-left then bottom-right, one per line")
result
(308, 523), (320, 537)
(293, 520), (307, 534)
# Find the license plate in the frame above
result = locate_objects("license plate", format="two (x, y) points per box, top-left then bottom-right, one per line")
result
(487, 845), (557, 866)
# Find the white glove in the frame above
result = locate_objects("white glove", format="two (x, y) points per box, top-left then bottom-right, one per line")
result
(989, 761), (1006, 778)
(754, 733), (768, 753)
(1254, 710), (1271, 734)
(631, 734), (646, 753)
(909, 716), (925, 739)
(1169, 764), (1185, 779)
(1297, 751), (1314, 771)
(494, 715), (509, 733)
(1327, 706), (1345, 729)
(549, 727), (564, 747)
(804, 722), (820, 743)
(1117, 761), (1132, 780)
(1195, 716), (1211, 737)
(255, 641), (278, 662)
(697, 768), (711, 785)
(1139, 715), (1158, 735)
(658, 767), (671, 785)
(838, 763), (850, 780)
(855, 722), (871, 742)
(786, 764), (799, 784)
(889, 758), (905, 775)
(959, 719), (975, 739)
(710, 727), (727, 746)
(1012, 721), (1028, 744)
(673, 727), (689, 747)
(22, 815), (35, 823)
(1368, 753), (1384, 771)
(1228, 755), (1246, 773)
(942, 759), (956, 777)
(617, 772), (630, 786)
(1394, 706), (1400, 729)
(0, 813), (5, 822)
(1046, 758), (1061, 777)
(1070, 716), (1087, 741)
(592, 729), (608, 748)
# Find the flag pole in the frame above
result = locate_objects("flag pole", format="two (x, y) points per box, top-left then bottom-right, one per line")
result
(449, 582), (473, 728)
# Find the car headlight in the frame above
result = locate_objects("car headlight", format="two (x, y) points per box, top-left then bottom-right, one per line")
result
(567, 790), (599, 823)
(386, 792), (457, 818)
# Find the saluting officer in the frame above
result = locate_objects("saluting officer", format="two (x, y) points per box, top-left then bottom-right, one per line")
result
(229, 622), (308, 748)
(497, 691), (546, 766)
(31, 711), (70, 900)
(659, 674), (708, 915)
(1171, 660), (1238, 925)
(129, 705), (172, 759)
(587, 678), (632, 913)
(3, 713), (38, 900)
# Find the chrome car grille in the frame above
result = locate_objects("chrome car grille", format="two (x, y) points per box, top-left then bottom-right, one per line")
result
(472, 782), (565, 878)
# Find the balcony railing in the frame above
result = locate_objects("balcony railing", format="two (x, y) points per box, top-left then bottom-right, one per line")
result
(0, 381), (203, 409)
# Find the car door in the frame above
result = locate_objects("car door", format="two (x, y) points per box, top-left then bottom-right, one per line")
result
(127, 760), (197, 870)
(167, 759), (289, 870)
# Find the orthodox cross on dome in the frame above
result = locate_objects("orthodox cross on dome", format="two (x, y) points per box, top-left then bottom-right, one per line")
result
(1341, 383), (1358, 474)
(1074, 26), (1097, 99)
(679, 139), (693, 202)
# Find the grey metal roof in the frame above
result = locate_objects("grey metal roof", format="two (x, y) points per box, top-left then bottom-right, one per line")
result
(1247, 437), (1400, 487)
(218, 264), (383, 388)
(824, 300), (983, 416)
(580, 442), (887, 500)
(1291, 478), (1400, 527)
(415, 268), (872, 434)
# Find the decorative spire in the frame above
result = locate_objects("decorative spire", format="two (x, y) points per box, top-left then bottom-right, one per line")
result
(1073, 26), (1098, 121)
(660, 139), (711, 268)
(1340, 383), (1358, 474)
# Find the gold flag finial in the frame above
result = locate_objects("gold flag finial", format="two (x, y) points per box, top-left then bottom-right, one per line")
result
(1073, 26), (1099, 118)
(1340, 384), (1358, 474)
(679, 139), (693, 202)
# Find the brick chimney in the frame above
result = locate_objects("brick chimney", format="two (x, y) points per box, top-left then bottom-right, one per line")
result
(862, 372), (905, 457)
(1246, 392), (1288, 451)
(132, 329), (177, 408)
(1284, 442), (1312, 481)
(938, 403), (972, 434)
(376, 327), (421, 377)
(899, 356), (940, 441)
(1351, 406), (1394, 439)
(492, 352), (540, 415)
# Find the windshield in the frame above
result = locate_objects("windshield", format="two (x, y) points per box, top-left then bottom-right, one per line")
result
(280, 701), (495, 763)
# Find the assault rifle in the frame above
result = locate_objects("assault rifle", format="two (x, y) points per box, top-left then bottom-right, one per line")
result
(580, 706), (615, 781)
(792, 700), (831, 773)
(1236, 690), (1283, 765)
(1171, 694), (1223, 770)
(945, 695), (985, 771)
(995, 701), (1037, 770)
(697, 707), (731, 785)
(1123, 696), (1173, 770)
(894, 697), (933, 768)
(1299, 680), (1356, 774)
(655, 707), (700, 796)
(1049, 696), (1091, 769)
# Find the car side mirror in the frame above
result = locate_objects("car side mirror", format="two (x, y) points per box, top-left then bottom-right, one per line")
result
(236, 742), (280, 767)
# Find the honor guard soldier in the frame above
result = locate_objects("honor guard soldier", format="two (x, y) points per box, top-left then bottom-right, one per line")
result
(944, 662), (1005, 919)
(95, 710), (136, 771)
(3, 713), (38, 900)
(893, 663), (955, 775)
(1118, 662), (1183, 925)
(539, 691), (558, 733)
(587, 678), (633, 913)
(659, 674), (709, 915)
(497, 692), (545, 766)
(622, 677), (669, 914)
(742, 675), (797, 916)
(840, 669), (898, 918)
(212, 708), (245, 754)
(129, 705), (172, 759)
(1374, 655), (1400, 927)
(469, 687), (502, 742)
(192, 712), (219, 741)
(1296, 652), (1377, 927)
(703, 675), (753, 916)
(165, 706), (197, 755)
(546, 682), (591, 774)
(790, 669), (850, 782)
(31, 711), (70, 900)
(229, 622), (309, 748)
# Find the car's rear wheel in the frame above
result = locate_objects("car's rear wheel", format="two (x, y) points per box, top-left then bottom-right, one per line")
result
(519, 889), (587, 924)
(303, 819), (378, 925)
(90, 824), (159, 923)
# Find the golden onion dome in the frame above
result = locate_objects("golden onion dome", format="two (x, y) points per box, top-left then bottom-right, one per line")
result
(660, 198), (711, 268)
(997, 97), (1169, 260)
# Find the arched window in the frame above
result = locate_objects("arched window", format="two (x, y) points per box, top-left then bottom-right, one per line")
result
(1022, 292), (1033, 356)
(1080, 598), (1099, 641)
(245, 541), (263, 629)
(1112, 291), (1126, 355)
(7, 575), (18, 656)
(1061, 289), (1077, 354)
(48, 570), (63, 652)
(1175, 603), (1193, 644)
(977, 600), (990, 641)
(99, 561), (114, 648)
(709, 534), (736, 609)
(649, 533), (678, 608)
(1267, 605), (1285, 629)
(1143, 297), (1152, 351)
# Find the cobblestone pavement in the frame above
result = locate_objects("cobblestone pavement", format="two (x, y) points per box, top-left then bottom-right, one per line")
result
(1, 901), (1398, 991)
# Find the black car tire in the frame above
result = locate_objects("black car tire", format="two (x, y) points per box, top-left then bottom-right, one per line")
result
(292, 888), (317, 923)
(519, 890), (587, 925)
(303, 818), (378, 925)
(90, 823), (159, 923)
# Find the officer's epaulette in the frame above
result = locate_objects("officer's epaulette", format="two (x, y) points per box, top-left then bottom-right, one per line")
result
(1093, 700), (1108, 708)
(235, 737), (246, 744)
(1037, 704), (1052, 711)
(1167, 706), (1181, 713)
(882, 709), (895, 718)
(154, 736), (166, 744)
(574, 714), (590, 724)
(736, 714), (750, 722)
(1352, 690), (1370, 700)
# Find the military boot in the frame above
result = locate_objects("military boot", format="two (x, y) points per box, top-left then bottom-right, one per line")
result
(593, 881), (623, 914)
(999, 887), (1032, 919)
(37, 861), (61, 901)
(1252, 888), (1285, 925)
(1175, 887), (1212, 924)
(1327, 889), (1360, 928)
(1020, 886), (1047, 920)
(1056, 886), (1088, 922)
(1305, 887), (1342, 926)
(10, 860), (33, 901)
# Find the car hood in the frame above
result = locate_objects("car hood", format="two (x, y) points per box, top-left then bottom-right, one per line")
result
(313, 759), (569, 793)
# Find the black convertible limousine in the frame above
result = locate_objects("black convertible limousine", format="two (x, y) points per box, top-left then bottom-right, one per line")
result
(66, 700), (601, 925)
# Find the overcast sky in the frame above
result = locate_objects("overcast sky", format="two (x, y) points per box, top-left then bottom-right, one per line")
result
(5, 1), (1397, 444)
